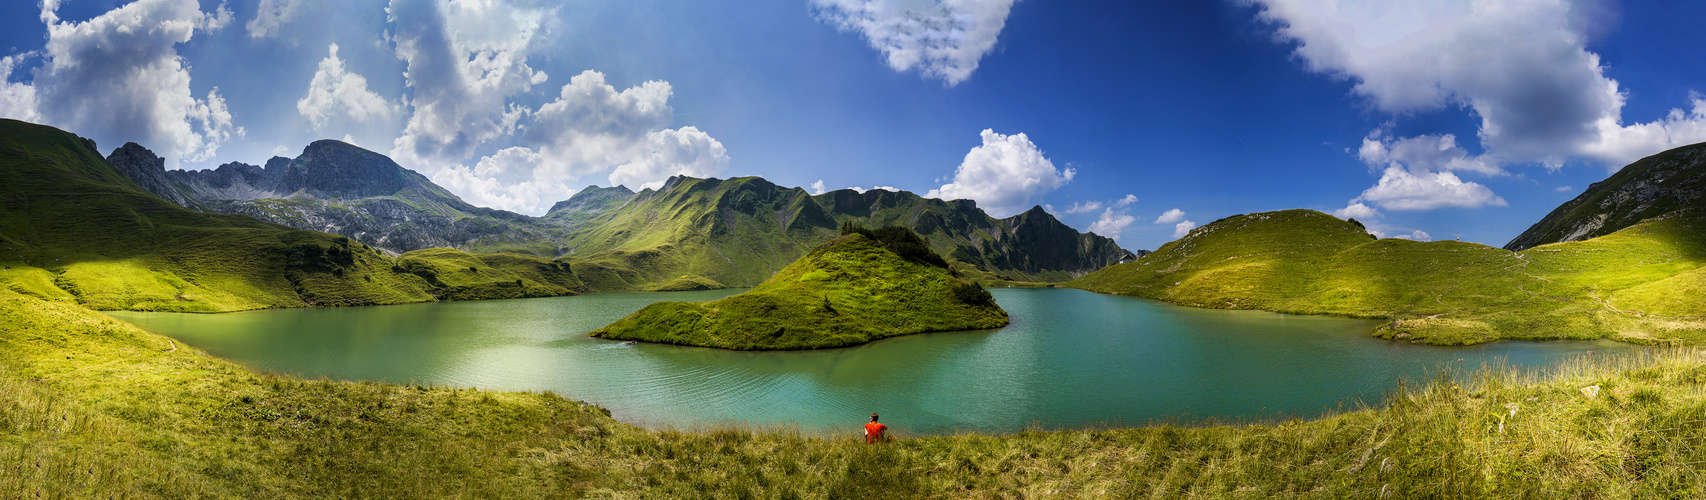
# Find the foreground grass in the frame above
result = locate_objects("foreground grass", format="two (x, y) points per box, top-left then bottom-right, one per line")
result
(4, 290), (1704, 497)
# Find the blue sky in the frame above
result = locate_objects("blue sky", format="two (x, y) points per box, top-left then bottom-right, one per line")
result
(3, 0), (1704, 252)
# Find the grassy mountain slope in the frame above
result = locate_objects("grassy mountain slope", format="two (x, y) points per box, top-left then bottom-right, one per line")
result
(0, 119), (579, 311)
(1071, 209), (1706, 345)
(550, 176), (1128, 290)
(7, 289), (1706, 497)
(592, 227), (1008, 350)
(393, 248), (588, 300)
(1506, 142), (1706, 250)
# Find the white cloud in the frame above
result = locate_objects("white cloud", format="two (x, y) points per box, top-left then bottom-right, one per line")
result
(1252, 0), (1706, 168)
(1114, 194), (1138, 207)
(248, 0), (304, 38)
(0, 54), (41, 123)
(811, 180), (827, 195)
(1393, 229), (1432, 242)
(1088, 208), (1136, 239)
(848, 186), (899, 194)
(431, 146), (572, 213)
(1154, 208), (1185, 225)
(927, 129), (1074, 218)
(16, 0), (240, 168)
(1358, 132), (1500, 176)
(1332, 202), (1381, 220)
(388, 0), (551, 172)
(298, 44), (398, 130)
(810, 0), (1016, 86)
(1060, 201), (1102, 214)
(1354, 166), (1506, 211)
(1172, 220), (1197, 239)
(1555, 185), (1573, 192)
(608, 126), (730, 191)
(1341, 130), (1506, 212)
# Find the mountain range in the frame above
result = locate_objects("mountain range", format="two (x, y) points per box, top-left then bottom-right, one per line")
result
(107, 140), (1131, 288)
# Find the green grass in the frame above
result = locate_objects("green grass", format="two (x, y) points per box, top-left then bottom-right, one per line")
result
(648, 274), (726, 291)
(592, 228), (1008, 350)
(1070, 209), (1706, 345)
(5, 289), (1706, 497)
(394, 248), (586, 300)
(0, 119), (595, 312)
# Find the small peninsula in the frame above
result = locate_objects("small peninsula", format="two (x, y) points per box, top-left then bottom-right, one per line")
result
(592, 225), (1009, 350)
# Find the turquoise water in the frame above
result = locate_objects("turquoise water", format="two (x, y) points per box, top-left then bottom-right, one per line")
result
(105, 288), (1634, 435)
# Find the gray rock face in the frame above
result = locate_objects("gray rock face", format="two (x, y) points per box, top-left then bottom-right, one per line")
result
(106, 141), (565, 256)
(1505, 142), (1706, 251)
(106, 143), (199, 207)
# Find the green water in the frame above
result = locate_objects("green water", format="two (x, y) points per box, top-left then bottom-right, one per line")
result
(106, 288), (1636, 435)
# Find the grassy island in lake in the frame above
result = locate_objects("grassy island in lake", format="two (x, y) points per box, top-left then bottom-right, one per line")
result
(592, 225), (1008, 350)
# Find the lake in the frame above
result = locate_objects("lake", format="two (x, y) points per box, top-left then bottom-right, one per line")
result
(105, 288), (1635, 435)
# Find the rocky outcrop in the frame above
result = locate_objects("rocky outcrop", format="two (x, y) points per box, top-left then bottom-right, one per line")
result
(1506, 142), (1706, 251)
(107, 141), (567, 256)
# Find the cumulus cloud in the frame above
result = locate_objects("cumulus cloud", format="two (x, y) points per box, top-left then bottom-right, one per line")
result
(0, 54), (41, 123)
(248, 0), (304, 38)
(1089, 208), (1136, 239)
(1354, 166), (1506, 211)
(298, 44), (398, 130)
(1252, 0), (1706, 168)
(811, 0), (1016, 86)
(1393, 229), (1432, 242)
(431, 146), (569, 215)
(388, 0), (551, 172)
(7, 0), (241, 168)
(811, 180), (828, 195)
(1114, 194), (1138, 207)
(927, 129), (1074, 217)
(1333, 202), (1380, 220)
(849, 186), (899, 194)
(1556, 185), (1574, 192)
(1172, 220), (1197, 239)
(1358, 132), (1500, 176)
(1154, 208), (1186, 225)
(1059, 201), (1103, 214)
(607, 126), (730, 191)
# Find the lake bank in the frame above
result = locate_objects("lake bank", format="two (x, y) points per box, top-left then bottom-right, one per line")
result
(105, 288), (1638, 435)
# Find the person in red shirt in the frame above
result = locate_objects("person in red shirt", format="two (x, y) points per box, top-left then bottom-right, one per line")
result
(864, 413), (888, 444)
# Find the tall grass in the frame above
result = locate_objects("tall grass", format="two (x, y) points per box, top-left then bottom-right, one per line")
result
(4, 290), (1704, 497)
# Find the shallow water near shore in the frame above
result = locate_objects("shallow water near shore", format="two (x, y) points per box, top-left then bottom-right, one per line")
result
(106, 287), (1637, 435)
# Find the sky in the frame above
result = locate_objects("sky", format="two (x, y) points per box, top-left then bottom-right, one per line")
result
(2, 0), (1705, 252)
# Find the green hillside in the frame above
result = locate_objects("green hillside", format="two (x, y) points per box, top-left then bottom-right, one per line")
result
(0, 119), (579, 311)
(1506, 142), (1706, 250)
(592, 226), (1008, 350)
(1070, 209), (1706, 345)
(548, 176), (1126, 290)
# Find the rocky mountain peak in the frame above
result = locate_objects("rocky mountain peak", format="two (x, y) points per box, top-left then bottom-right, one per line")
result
(1505, 141), (1706, 250)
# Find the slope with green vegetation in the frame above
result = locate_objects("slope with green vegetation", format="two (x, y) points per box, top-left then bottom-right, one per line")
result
(1071, 209), (1706, 345)
(592, 225), (1008, 350)
(6, 288), (1705, 497)
(0, 119), (580, 311)
(547, 176), (1128, 289)
(393, 248), (587, 300)
(1506, 142), (1706, 251)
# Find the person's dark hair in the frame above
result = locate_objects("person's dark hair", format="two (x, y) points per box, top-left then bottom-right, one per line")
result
(870, 413), (879, 422)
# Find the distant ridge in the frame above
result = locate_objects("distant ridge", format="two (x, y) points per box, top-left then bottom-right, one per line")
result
(1506, 141), (1706, 251)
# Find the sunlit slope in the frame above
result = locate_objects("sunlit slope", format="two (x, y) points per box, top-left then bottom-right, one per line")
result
(0, 119), (581, 311)
(592, 227), (1008, 350)
(393, 248), (587, 300)
(549, 176), (1127, 290)
(1071, 209), (1706, 344)
(1070, 210), (1376, 308)
(0, 119), (440, 311)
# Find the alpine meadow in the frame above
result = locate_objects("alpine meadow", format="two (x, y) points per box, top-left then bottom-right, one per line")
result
(6, 0), (1706, 497)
